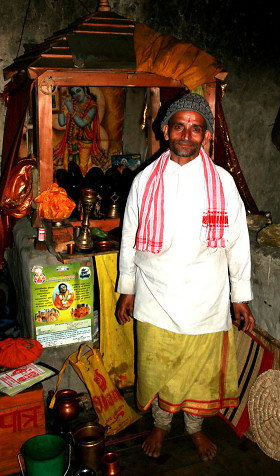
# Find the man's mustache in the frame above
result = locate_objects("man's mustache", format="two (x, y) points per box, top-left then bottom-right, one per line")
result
(175, 140), (193, 146)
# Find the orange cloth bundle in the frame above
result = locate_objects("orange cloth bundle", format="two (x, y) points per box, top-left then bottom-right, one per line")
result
(34, 183), (76, 220)
(0, 338), (43, 369)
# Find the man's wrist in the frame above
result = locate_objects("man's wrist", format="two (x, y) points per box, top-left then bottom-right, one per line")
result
(233, 301), (249, 304)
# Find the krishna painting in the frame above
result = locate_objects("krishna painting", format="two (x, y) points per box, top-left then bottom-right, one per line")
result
(53, 86), (124, 175)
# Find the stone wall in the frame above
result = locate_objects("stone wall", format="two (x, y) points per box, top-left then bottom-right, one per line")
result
(250, 232), (280, 340)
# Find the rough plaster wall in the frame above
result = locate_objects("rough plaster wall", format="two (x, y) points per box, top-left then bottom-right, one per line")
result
(250, 234), (280, 340)
(222, 61), (280, 223)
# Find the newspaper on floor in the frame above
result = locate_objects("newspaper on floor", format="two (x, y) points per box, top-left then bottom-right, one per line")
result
(0, 362), (56, 396)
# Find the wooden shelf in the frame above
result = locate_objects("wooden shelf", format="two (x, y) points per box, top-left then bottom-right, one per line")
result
(59, 240), (119, 263)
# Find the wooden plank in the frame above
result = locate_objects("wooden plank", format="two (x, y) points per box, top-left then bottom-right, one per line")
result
(32, 70), (184, 87)
(147, 87), (161, 159)
(71, 217), (120, 232)
(37, 82), (53, 193)
(204, 81), (216, 158)
(61, 242), (119, 264)
(0, 385), (45, 475)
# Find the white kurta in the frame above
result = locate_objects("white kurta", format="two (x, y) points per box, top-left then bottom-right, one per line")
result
(117, 153), (252, 335)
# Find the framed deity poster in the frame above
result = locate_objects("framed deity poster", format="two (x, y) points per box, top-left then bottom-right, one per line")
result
(52, 86), (124, 176)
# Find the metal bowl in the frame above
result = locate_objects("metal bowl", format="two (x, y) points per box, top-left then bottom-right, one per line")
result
(93, 240), (115, 252)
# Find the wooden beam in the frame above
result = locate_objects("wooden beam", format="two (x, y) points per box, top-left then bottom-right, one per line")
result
(30, 69), (184, 88)
(204, 81), (216, 158)
(37, 83), (53, 192)
(147, 87), (161, 159)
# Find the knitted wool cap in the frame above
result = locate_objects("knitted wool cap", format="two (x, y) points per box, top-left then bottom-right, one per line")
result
(161, 93), (214, 134)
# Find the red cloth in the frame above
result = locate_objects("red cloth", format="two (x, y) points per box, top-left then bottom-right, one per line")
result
(0, 338), (43, 369)
(136, 149), (169, 253)
(136, 147), (228, 253)
(200, 147), (228, 247)
(1, 77), (34, 177)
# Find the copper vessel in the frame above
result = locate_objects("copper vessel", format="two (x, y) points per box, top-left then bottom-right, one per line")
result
(72, 421), (108, 472)
(54, 389), (80, 422)
(101, 452), (121, 475)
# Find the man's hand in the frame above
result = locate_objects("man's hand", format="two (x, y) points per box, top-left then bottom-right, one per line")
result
(232, 302), (255, 333)
(116, 294), (135, 325)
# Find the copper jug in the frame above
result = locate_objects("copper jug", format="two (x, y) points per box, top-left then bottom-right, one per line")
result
(54, 389), (80, 423)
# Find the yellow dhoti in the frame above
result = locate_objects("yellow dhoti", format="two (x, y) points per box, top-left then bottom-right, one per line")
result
(136, 321), (239, 417)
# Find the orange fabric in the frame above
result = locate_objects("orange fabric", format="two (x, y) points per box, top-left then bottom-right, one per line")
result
(0, 157), (36, 219)
(34, 183), (76, 220)
(0, 157), (36, 266)
(0, 338), (43, 369)
(134, 23), (224, 90)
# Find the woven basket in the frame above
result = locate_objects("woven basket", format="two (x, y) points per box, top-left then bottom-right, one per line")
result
(248, 369), (280, 461)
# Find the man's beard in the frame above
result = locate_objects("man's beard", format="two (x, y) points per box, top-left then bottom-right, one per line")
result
(172, 140), (200, 158)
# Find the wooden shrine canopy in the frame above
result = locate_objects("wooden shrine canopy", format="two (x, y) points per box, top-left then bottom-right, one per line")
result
(3, 6), (227, 89)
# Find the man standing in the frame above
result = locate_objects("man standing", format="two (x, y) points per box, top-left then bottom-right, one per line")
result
(116, 93), (255, 461)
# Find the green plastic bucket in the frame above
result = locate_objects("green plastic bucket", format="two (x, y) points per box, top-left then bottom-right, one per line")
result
(18, 434), (70, 476)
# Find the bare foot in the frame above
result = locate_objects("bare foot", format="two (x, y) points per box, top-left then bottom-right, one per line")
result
(142, 427), (167, 458)
(190, 430), (217, 462)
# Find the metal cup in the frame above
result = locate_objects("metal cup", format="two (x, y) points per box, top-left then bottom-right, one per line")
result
(101, 452), (121, 475)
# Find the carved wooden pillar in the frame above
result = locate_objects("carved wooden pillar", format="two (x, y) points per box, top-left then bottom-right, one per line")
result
(147, 87), (161, 159)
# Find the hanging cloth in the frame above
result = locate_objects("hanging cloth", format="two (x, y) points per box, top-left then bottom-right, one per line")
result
(95, 253), (135, 389)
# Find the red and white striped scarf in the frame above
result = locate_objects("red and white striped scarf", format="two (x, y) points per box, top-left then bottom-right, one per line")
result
(136, 148), (228, 253)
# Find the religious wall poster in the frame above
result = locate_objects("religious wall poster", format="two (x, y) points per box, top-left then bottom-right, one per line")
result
(31, 260), (94, 348)
(53, 86), (124, 176)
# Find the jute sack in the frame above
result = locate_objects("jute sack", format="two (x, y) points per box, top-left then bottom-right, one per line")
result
(50, 344), (141, 435)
